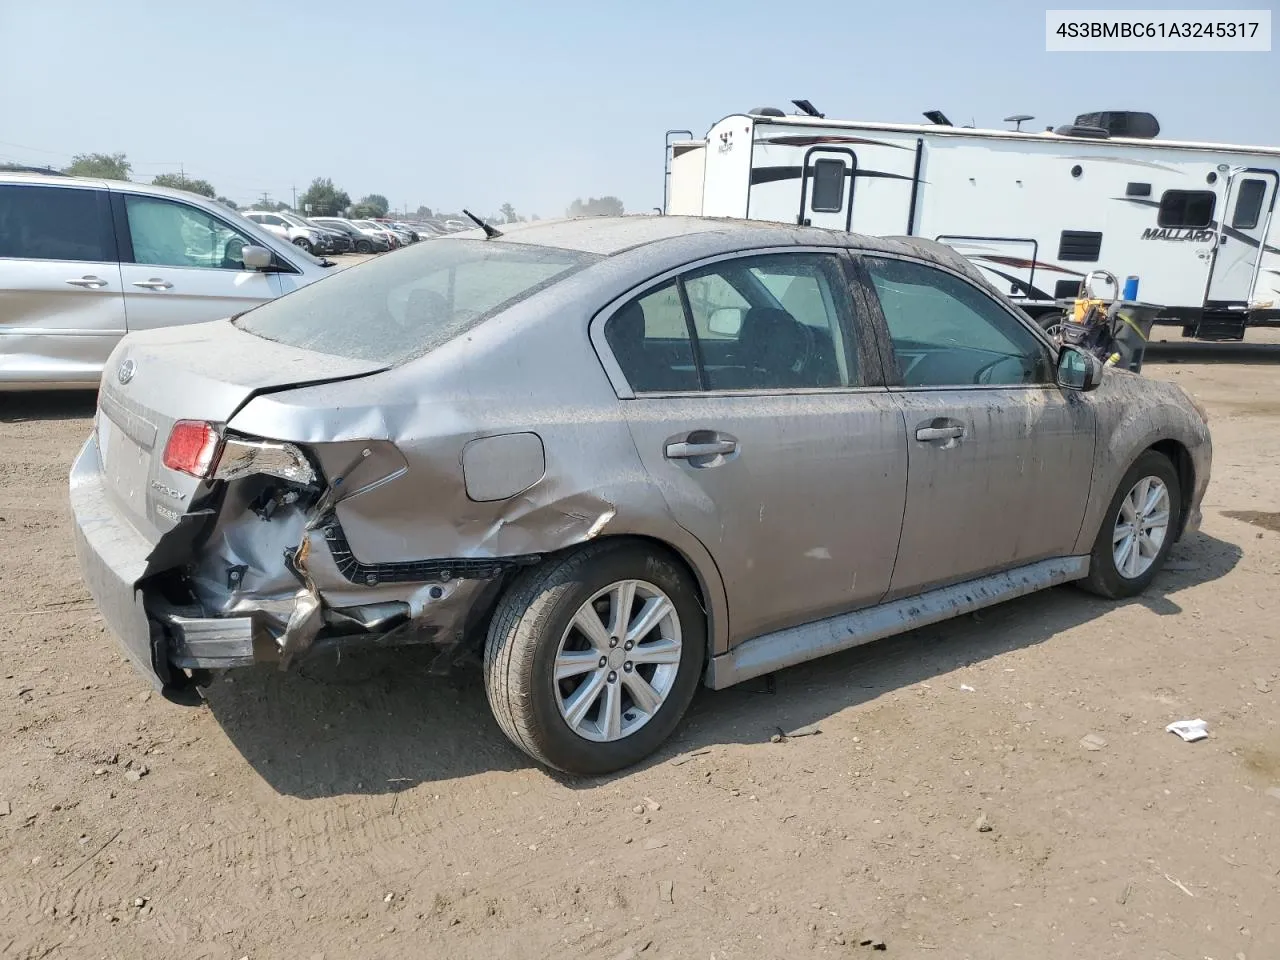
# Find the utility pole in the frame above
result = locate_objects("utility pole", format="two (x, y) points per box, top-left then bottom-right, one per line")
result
(259, 191), (271, 209)
(291, 185), (298, 212)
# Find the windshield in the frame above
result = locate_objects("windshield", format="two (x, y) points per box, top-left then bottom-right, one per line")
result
(236, 239), (598, 364)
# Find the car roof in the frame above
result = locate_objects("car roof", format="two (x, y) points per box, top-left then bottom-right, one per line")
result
(0, 171), (219, 206)
(463, 215), (986, 283)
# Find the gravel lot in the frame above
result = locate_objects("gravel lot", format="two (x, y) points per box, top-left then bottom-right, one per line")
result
(2, 332), (1278, 960)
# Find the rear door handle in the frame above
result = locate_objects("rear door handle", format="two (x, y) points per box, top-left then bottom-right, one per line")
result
(132, 279), (173, 290)
(915, 425), (964, 442)
(65, 276), (108, 289)
(665, 439), (739, 459)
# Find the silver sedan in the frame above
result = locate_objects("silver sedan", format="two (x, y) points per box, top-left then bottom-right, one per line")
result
(70, 216), (1212, 774)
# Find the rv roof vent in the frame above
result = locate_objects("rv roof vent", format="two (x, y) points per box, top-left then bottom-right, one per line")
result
(749, 106), (786, 117)
(1054, 124), (1112, 139)
(1074, 111), (1160, 138)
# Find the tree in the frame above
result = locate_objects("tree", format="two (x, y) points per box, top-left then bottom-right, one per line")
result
(566, 196), (624, 218)
(216, 196), (239, 210)
(349, 194), (389, 219)
(415, 205), (434, 218)
(299, 177), (351, 217)
(499, 202), (517, 223)
(151, 173), (216, 198)
(64, 152), (131, 180)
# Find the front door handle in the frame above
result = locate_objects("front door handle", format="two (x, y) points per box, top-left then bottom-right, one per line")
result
(665, 439), (738, 459)
(132, 279), (173, 290)
(65, 275), (108, 289)
(915, 425), (964, 442)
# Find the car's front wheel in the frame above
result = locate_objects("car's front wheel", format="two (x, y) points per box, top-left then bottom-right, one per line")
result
(354, 239), (373, 254)
(1081, 449), (1182, 598)
(292, 236), (314, 253)
(484, 541), (704, 775)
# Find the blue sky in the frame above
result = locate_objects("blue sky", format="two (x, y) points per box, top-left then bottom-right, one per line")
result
(0, 0), (1274, 218)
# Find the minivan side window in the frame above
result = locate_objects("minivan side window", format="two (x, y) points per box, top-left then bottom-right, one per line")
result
(0, 184), (114, 263)
(124, 196), (254, 271)
(864, 256), (1051, 387)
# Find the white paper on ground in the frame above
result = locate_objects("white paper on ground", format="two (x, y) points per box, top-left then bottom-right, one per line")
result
(1165, 719), (1209, 742)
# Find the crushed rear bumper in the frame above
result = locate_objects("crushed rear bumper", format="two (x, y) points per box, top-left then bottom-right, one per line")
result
(69, 436), (258, 690)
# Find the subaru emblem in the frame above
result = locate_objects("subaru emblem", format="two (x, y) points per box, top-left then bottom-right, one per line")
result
(117, 359), (135, 384)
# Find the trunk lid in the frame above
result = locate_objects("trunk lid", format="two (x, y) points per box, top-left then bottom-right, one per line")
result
(96, 319), (385, 541)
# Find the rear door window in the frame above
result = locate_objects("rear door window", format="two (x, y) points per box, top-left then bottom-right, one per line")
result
(603, 281), (701, 393)
(238, 238), (596, 364)
(0, 184), (115, 263)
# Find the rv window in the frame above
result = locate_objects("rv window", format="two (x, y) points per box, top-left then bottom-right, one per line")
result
(1125, 182), (1152, 197)
(1157, 190), (1216, 229)
(1231, 179), (1267, 231)
(604, 281), (701, 393)
(810, 159), (845, 213)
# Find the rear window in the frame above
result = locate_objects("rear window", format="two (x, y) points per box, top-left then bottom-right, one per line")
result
(236, 239), (596, 364)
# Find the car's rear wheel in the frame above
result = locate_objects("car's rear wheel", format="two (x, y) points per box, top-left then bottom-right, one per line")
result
(355, 239), (373, 253)
(292, 236), (314, 254)
(484, 541), (704, 775)
(1080, 449), (1182, 599)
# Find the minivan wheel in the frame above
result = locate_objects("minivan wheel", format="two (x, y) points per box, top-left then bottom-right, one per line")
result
(484, 541), (704, 775)
(355, 239), (373, 254)
(1080, 450), (1182, 599)
(292, 237), (314, 253)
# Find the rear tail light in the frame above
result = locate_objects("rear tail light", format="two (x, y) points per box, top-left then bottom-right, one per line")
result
(163, 420), (222, 478)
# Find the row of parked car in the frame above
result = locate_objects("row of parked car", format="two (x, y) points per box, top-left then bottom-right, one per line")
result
(239, 212), (472, 255)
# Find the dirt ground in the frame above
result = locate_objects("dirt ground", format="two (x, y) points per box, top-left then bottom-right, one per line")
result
(2, 330), (1279, 960)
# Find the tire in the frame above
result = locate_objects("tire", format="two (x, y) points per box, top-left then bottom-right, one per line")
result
(1079, 450), (1182, 599)
(292, 236), (314, 254)
(484, 541), (705, 775)
(1036, 311), (1068, 344)
(355, 239), (373, 254)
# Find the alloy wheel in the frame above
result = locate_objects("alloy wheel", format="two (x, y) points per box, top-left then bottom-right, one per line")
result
(1112, 476), (1171, 579)
(554, 579), (683, 742)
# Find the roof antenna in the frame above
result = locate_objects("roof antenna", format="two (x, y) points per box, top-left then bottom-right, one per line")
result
(1004, 113), (1034, 132)
(462, 209), (502, 239)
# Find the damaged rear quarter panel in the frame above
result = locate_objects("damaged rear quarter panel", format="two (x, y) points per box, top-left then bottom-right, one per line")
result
(225, 265), (732, 655)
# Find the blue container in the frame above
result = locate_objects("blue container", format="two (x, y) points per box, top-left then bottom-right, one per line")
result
(1123, 275), (1140, 301)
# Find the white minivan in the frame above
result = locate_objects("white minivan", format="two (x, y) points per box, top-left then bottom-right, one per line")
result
(0, 173), (337, 390)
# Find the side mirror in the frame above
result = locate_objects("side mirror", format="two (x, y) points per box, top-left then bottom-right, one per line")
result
(1056, 345), (1104, 392)
(706, 307), (744, 337)
(242, 245), (273, 271)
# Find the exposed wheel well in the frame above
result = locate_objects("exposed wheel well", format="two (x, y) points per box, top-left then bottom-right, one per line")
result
(1148, 439), (1195, 538)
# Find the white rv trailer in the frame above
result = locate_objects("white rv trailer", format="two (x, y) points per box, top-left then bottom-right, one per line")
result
(666, 109), (1280, 340)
